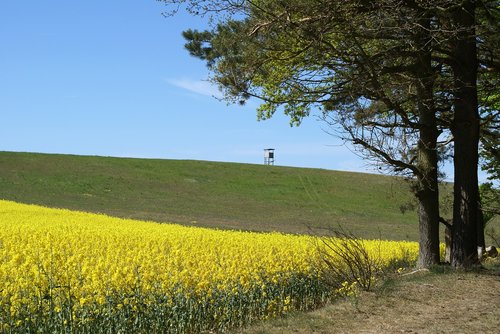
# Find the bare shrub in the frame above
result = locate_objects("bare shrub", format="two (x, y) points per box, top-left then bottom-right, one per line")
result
(316, 229), (381, 292)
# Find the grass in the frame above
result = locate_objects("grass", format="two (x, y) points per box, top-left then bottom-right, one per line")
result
(1, 151), (497, 243)
(0, 151), (422, 240)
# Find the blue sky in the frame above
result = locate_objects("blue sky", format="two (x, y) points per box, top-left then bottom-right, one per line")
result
(1, 1), (482, 181)
(1, 0), (370, 173)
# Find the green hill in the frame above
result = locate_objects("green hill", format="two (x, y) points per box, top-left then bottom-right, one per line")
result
(0, 151), (424, 240)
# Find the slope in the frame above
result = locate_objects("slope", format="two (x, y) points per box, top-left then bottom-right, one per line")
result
(0, 151), (420, 240)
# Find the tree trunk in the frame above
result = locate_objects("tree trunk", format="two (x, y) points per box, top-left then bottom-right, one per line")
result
(445, 223), (452, 263)
(416, 182), (441, 267)
(415, 101), (441, 267)
(415, 16), (441, 268)
(450, 1), (480, 268)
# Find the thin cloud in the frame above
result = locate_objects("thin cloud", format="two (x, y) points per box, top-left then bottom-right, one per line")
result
(166, 78), (223, 98)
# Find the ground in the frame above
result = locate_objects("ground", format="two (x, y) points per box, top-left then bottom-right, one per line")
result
(239, 263), (500, 333)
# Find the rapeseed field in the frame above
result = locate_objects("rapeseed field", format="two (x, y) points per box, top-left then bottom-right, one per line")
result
(0, 200), (419, 333)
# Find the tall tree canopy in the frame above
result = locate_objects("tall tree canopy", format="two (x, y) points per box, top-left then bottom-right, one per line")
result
(162, 0), (500, 268)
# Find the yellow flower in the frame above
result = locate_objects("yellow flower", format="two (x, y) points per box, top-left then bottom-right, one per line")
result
(0, 199), (420, 325)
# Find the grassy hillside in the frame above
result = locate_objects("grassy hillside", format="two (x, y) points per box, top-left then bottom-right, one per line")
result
(1, 151), (425, 240)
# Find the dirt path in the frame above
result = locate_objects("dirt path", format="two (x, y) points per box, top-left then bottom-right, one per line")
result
(240, 269), (500, 334)
(352, 271), (500, 333)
